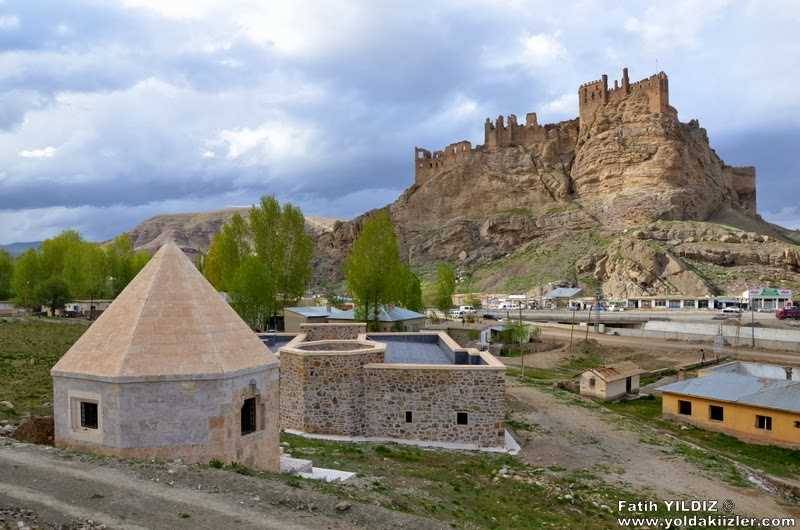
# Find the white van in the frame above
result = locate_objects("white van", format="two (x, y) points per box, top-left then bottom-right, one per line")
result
(459, 305), (476, 315)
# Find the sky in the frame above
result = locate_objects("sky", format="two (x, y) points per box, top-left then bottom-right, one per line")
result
(0, 0), (798, 244)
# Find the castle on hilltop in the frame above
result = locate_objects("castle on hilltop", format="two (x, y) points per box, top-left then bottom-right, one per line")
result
(414, 68), (670, 186)
(578, 68), (669, 126)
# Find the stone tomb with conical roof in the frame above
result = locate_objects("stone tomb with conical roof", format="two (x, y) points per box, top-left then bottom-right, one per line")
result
(51, 243), (280, 471)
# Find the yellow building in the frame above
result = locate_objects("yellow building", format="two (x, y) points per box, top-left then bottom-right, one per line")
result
(659, 362), (800, 448)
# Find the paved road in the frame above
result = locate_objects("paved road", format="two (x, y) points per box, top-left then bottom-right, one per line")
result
(533, 326), (800, 365)
(483, 309), (789, 326)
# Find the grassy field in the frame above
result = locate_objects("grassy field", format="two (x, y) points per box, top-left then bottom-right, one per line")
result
(278, 433), (671, 529)
(0, 318), (89, 421)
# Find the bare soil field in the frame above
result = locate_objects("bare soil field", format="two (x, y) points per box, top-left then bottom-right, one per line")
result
(506, 382), (800, 520)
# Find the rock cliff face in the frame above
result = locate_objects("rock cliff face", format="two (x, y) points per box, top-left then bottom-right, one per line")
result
(314, 69), (798, 298)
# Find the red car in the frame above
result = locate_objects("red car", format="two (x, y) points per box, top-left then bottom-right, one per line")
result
(776, 307), (800, 320)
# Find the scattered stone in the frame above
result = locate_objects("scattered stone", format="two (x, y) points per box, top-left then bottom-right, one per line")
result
(335, 501), (352, 512)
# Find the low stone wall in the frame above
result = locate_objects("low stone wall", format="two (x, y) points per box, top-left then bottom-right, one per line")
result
(363, 366), (505, 448)
(300, 322), (366, 341)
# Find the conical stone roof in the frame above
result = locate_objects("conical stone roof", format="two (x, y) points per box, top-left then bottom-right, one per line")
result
(51, 242), (276, 382)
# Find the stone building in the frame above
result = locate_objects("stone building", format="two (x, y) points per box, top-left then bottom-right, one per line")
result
(50, 243), (280, 471)
(277, 324), (506, 449)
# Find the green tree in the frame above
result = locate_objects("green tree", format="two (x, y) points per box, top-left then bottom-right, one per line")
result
(398, 266), (423, 312)
(36, 277), (71, 315)
(106, 235), (150, 296)
(81, 244), (111, 318)
(204, 213), (249, 291)
(0, 250), (13, 300)
(229, 255), (274, 330)
(345, 210), (403, 330)
(277, 203), (313, 308)
(40, 230), (83, 279)
(203, 197), (314, 330)
(11, 249), (43, 309)
(434, 263), (456, 313)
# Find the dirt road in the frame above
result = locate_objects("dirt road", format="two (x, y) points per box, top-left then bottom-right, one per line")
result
(507, 381), (800, 520)
(0, 439), (442, 530)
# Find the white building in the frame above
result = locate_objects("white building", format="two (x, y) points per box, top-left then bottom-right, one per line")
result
(741, 288), (793, 311)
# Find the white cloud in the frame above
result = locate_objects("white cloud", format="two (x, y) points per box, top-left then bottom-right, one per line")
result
(213, 121), (319, 169)
(18, 146), (56, 158)
(624, 1), (731, 52)
(120, 0), (221, 19)
(0, 15), (19, 30)
(521, 33), (567, 68)
(542, 93), (578, 118)
(482, 32), (566, 73)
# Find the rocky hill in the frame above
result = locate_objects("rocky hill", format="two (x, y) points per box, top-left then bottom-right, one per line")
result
(125, 68), (799, 299)
(313, 68), (800, 298)
(127, 208), (337, 259)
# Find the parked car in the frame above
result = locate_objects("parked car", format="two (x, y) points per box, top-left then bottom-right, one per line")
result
(458, 305), (477, 315)
(448, 309), (464, 319)
(776, 307), (800, 320)
(607, 304), (626, 312)
(482, 313), (499, 321)
(720, 306), (744, 314)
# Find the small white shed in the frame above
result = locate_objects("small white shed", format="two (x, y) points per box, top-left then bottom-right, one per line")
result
(580, 361), (644, 401)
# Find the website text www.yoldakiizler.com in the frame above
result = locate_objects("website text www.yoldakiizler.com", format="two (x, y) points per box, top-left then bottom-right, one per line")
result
(616, 499), (797, 528)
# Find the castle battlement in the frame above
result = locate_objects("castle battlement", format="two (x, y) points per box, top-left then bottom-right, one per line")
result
(578, 68), (669, 126)
(414, 67), (671, 186)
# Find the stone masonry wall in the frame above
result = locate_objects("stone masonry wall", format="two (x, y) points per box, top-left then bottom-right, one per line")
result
(300, 323), (366, 341)
(364, 366), (506, 448)
(280, 349), (384, 435)
(53, 368), (281, 472)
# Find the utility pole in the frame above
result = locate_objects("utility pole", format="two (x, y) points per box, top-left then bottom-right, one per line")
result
(751, 294), (756, 348)
(569, 308), (576, 355)
(519, 306), (525, 378)
(585, 303), (592, 341)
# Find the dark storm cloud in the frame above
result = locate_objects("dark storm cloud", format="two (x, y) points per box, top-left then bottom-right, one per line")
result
(0, 0), (798, 243)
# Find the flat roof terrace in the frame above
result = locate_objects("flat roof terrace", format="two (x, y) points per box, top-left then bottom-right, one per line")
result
(367, 333), (487, 365)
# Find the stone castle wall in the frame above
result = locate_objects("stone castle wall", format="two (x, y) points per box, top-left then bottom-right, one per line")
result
(414, 67), (669, 186)
(364, 366), (506, 447)
(579, 68), (669, 127)
(300, 322), (366, 341)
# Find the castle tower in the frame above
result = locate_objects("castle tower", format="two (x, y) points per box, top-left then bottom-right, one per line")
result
(579, 67), (670, 128)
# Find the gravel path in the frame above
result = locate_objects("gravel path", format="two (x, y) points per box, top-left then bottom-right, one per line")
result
(0, 438), (443, 530)
(507, 381), (800, 520)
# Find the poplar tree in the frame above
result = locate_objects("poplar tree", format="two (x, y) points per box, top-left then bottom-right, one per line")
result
(203, 196), (314, 330)
(345, 210), (403, 330)
(11, 249), (42, 309)
(435, 262), (456, 313)
(0, 250), (13, 300)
